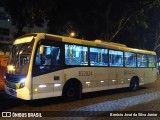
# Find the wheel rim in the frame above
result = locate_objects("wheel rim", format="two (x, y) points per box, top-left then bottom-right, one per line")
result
(133, 83), (137, 90)
(131, 81), (138, 90)
(67, 88), (75, 97)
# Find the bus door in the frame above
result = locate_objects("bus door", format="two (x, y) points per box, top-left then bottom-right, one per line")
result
(32, 40), (64, 99)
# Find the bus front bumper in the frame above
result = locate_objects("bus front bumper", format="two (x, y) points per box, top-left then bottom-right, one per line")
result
(5, 85), (31, 100)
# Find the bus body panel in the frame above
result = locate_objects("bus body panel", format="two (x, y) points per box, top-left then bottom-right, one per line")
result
(5, 67), (156, 100)
(5, 85), (31, 100)
(63, 67), (156, 94)
(32, 70), (64, 99)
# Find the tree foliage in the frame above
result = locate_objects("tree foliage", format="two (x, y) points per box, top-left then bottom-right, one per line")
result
(3, 0), (54, 37)
(47, 0), (160, 42)
(2, 0), (160, 50)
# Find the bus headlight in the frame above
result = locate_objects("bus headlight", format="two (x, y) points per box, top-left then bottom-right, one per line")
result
(20, 78), (26, 88)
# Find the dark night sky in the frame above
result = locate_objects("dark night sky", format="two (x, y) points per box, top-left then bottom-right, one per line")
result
(1, 0), (160, 51)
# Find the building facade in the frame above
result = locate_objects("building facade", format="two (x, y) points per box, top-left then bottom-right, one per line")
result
(0, 7), (47, 55)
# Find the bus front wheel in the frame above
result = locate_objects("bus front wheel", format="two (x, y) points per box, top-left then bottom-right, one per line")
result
(62, 81), (82, 101)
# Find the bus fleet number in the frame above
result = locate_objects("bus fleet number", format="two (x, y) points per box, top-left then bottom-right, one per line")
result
(79, 71), (92, 76)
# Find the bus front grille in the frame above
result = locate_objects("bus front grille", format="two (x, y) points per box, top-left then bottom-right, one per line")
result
(5, 80), (16, 89)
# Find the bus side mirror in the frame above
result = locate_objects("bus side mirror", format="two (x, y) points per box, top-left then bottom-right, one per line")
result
(39, 45), (44, 55)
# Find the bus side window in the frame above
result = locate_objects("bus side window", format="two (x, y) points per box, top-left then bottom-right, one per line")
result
(35, 48), (41, 65)
(137, 54), (147, 67)
(109, 50), (123, 67)
(33, 45), (61, 75)
(45, 55), (51, 65)
(90, 47), (108, 66)
(65, 44), (88, 65)
(124, 52), (136, 67)
(148, 55), (156, 67)
(51, 47), (60, 66)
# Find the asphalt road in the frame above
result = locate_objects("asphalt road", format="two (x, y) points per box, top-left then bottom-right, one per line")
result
(1, 77), (160, 120)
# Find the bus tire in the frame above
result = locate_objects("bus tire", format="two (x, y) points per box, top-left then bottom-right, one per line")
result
(62, 79), (82, 101)
(129, 76), (139, 91)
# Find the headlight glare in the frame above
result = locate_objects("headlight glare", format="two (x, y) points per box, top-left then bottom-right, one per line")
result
(20, 78), (26, 88)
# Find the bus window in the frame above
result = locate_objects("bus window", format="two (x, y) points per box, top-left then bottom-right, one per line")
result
(137, 54), (147, 67)
(90, 47), (108, 66)
(148, 55), (156, 67)
(109, 50), (123, 67)
(65, 44), (88, 65)
(34, 45), (61, 75)
(124, 52), (136, 67)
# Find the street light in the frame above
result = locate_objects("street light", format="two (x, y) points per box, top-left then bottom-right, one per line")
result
(70, 32), (75, 38)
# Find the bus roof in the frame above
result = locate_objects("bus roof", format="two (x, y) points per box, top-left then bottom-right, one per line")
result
(20, 33), (156, 55)
(44, 33), (156, 55)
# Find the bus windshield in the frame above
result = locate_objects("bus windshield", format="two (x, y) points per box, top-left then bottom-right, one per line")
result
(7, 39), (34, 75)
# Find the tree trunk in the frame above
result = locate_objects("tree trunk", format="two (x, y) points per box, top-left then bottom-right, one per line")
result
(104, 2), (112, 41)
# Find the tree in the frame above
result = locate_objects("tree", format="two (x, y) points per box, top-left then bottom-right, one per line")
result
(3, 0), (160, 51)
(47, 0), (160, 42)
(3, 0), (54, 37)
(145, 6), (160, 53)
(86, 0), (160, 42)
(47, 0), (78, 37)
(148, 7), (160, 51)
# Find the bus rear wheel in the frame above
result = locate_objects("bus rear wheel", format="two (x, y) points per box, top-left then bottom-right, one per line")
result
(63, 82), (82, 101)
(129, 77), (139, 91)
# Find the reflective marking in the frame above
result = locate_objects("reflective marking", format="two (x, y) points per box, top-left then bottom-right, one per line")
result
(112, 80), (116, 82)
(34, 88), (38, 92)
(86, 82), (91, 84)
(54, 84), (61, 87)
(39, 85), (46, 88)
(64, 74), (67, 81)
